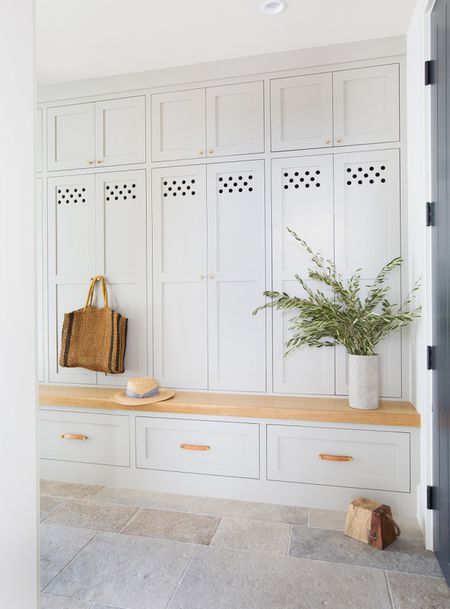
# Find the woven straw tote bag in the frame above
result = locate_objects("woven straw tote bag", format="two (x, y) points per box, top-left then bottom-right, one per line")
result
(59, 275), (128, 374)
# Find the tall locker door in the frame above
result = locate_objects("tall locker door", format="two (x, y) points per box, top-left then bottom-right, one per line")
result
(206, 82), (264, 157)
(96, 170), (147, 386)
(48, 175), (97, 383)
(207, 161), (266, 392)
(36, 178), (44, 382)
(95, 97), (146, 167)
(151, 89), (206, 162)
(270, 73), (333, 151)
(47, 103), (95, 171)
(153, 166), (208, 389)
(333, 65), (400, 146)
(272, 156), (335, 394)
(334, 149), (401, 397)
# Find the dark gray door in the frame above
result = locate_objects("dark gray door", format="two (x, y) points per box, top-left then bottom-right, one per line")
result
(431, 0), (450, 584)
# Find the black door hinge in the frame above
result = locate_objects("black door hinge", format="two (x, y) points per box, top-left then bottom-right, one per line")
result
(427, 345), (434, 370)
(426, 201), (434, 227)
(425, 60), (434, 85)
(427, 485), (436, 510)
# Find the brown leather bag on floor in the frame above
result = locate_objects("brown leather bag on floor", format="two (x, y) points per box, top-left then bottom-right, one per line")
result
(344, 497), (401, 550)
(59, 275), (128, 374)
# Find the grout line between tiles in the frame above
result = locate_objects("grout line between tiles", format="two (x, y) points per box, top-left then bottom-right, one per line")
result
(384, 570), (396, 609)
(286, 524), (293, 557)
(118, 506), (143, 534)
(41, 531), (100, 594)
(165, 544), (200, 609)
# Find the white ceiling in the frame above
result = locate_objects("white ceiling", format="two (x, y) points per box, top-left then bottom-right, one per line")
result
(36, 0), (417, 86)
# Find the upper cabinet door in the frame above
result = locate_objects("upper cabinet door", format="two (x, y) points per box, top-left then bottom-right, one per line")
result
(207, 161), (266, 392)
(152, 165), (208, 389)
(333, 64), (400, 146)
(47, 103), (96, 171)
(271, 155), (335, 395)
(151, 89), (206, 162)
(95, 96), (146, 167)
(271, 73), (333, 152)
(206, 82), (264, 157)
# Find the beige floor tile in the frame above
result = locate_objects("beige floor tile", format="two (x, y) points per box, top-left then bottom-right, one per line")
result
(44, 500), (138, 532)
(211, 516), (291, 555)
(90, 486), (193, 511)
(121, 508), (219, 544)
(40, 480), (104, 499)
(189, 496), (308, 524)
(387, 572), (450, 609)
(41, 495), (67, 521)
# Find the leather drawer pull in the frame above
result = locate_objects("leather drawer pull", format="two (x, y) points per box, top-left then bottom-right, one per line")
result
(319, 454), (353, 462)
(180, 443), (210, 451)
(61, 433), (89, 441)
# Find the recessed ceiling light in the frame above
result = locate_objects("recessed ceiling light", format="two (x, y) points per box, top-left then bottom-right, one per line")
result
(260, 0), (287, 15)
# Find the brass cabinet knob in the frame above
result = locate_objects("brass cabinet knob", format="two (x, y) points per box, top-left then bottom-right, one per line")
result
(88, 160), (95, 165)
(96, 159), (103, 164)
(336, 137), (342, 144)
(208, 149), (214, 155)
(325, 138), (331, 144)
(199, 150), (204, 155)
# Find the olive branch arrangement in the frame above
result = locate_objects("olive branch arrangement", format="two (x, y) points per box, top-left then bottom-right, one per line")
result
(253, 228), (421, 356)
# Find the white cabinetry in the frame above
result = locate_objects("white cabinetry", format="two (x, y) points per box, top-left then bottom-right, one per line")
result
(47, 96), (145, 171)
(136, 416), (260, 478)
(151, 82), (264, 161)
(48, 170), (147, 384)
(271, 155), (335, 394)
(36, 178), (44, 382)
(334, 149), (401, 397)
(271, 64), (399, 151)
(271, 73), (333, 151)
(266, 424), (410, 492)
(333, 65), (399, 146)
(153, 160), (266, 391)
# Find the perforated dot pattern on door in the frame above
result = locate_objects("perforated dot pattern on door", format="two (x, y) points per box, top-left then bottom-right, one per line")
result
(162, 177), (197, 198)
(105, 182), (137, 202)
(217, 173), (255, 195)
(345, 163), (387, 186)
(57, 186), (87, 205)
(282, 169), (321, 190)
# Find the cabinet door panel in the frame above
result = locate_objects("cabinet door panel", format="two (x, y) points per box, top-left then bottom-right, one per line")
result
(333, 64), (399, 146)
(271, 73), (333, 151)
(334, 149), (401, 397)
(48, 175), (97, 383)
(207, 161), (266, 391)
(153, 166), (207, 388)
(96, 170), (147, 385)
(47, 103), (95, 171)
(95, 96), (146, 167)
(206, 82), (264, 157)
(151, 89), (205, 161)
(272, 156), (335, 394)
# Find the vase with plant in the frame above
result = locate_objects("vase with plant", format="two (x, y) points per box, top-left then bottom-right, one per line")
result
(254, 228), (421, 409)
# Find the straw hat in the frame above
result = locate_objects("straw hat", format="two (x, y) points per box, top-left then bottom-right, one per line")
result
(112, 377), (175, 406)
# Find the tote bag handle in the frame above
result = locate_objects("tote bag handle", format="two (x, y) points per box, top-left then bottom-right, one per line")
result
(84, 276), (109, 311)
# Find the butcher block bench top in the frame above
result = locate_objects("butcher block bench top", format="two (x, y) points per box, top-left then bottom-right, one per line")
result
(38, 385), (420, 427)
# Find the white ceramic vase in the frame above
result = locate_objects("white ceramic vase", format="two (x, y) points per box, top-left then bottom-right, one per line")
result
(348, 354), (379, 410)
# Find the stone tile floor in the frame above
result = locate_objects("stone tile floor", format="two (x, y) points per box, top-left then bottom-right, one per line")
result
(39, 480), (450, 609)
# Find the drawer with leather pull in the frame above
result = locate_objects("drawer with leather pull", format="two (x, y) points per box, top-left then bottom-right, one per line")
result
(266, 424), (410, 492)
(39, 410), (130, 467)
(136, 416), (260, 479)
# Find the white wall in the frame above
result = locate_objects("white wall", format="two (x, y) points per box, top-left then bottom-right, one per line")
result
(406, 0), (433, 549)
(0, 1), (39, 607)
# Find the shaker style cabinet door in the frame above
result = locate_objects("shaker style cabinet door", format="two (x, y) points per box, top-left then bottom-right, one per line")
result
(47, 175), (97, 384)
(96, 170), (148, 385)
(207, 161), (266, 392)
(206, 82), (264, 157)
(271, 155), (335, 394)
(95, 96), (146, 167)
(151, 89), (206, 162)
(333, 64), (400, 146)
(271, 73), (333, 151)
(47, 103), (96, 171)
(334, 149), (401, 397)
(153, 165), (208, 389)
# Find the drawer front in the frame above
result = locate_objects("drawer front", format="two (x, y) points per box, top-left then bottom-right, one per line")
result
(136, 417), (260, 479)
(39, 410), (130, 467)
(267, 425), (410, 492)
